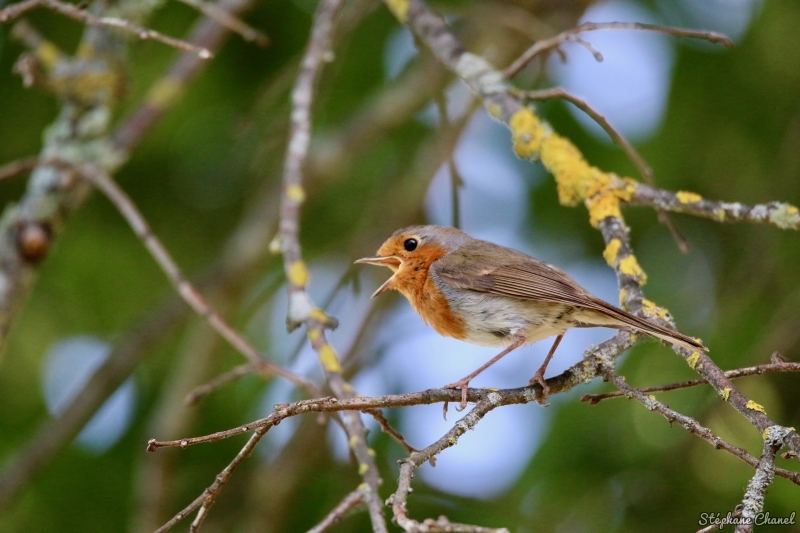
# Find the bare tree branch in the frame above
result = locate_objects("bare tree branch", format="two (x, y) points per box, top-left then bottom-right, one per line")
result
(276, 0), (387, 530)
(79, 163), (317, 393)
(0, 0), (212, 57)
(732, 426), (790, 533)
(629, 182), (800, 230)
(522, 87), (689, 252)
(582, 360), (800, 403)
(305, 488), (365, 533)
(504, 21), (733, 79)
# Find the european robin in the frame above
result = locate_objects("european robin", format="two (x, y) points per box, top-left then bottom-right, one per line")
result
(356, 225), (706, 409)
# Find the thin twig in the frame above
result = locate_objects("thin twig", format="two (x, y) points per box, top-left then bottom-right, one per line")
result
(582, 361), (800, 403)
(523, 87), (689, 252)
(390, 394), (512, 533)
(184, 363), (260, 405)
(306, 488), (364, 533)
(112, 0), (258, 153)
(434, 93), (463, 229)
(0, 0), (213, 57)
(78, 164), (317, 394)
(628, 182), (800, 230)
(365, 409), (420, 455)
(277, 0), (386, 530)
(154, 426), (269, 533)
(599, 367), (800, 486)
(175, 0), (268, 45)
(504, 21), (732, 78)
(0, 157), (38, 182)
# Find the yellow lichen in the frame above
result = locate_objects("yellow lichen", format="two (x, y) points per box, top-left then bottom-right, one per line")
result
(510, 108), (546, 159)
(448, 437), (457, 445)
(358, 463), (369, 475)
(641, 299), (670, 320)
(348, 435), (358, 449)
(541, 134), (594, 205)
(618, 255), (648, 285)
(603, 240), (622, 268)
(720, 387), (731, 401)
(268, 234), (282, 254)
(307, 328), (321, 342)
(286, 184), (306, 203)
(648, 395), (657, 401)
(367, 448), (376, 456)
(486, 103), (502, 118)
(288, 260), (309, 286)
(746, 400), (766, 413)
(318, 344), (342, 373)
(145, 77), (184, 109)
(676, 191), (703, 204)
(714, 208), (726, 222)
(384, 0), (409, 22)
(769, 204), (800, 229)
(309, 308), (329, 324)
(586, 186), (623, 227)
(36, 41), (62, 70)
(686, 351), (701, 370)
(618, 288), (627, 307)
(762, 427), (771, 440)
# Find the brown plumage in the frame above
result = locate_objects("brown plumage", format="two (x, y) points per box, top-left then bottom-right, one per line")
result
(356, 225), (706, 408)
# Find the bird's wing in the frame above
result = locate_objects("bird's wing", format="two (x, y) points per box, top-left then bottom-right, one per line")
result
(432, 239), (707, 352)
(431, 240), (593, 307)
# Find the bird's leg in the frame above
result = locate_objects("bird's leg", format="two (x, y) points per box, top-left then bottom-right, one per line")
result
(529, 334), (564, 399)
(443, 332), (526, 411)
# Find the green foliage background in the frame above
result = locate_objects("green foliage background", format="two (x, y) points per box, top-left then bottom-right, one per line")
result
(0, 0), (798, 532)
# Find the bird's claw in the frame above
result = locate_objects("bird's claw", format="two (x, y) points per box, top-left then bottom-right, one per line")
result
(443, 380), (470, 412)
(529, 371), (550, 406)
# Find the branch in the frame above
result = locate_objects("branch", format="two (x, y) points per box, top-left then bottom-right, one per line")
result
(0, 294), (187, 509)
(599, 368), (800, 486)
(628, 182), (800, 230)
(175, 0), (267, 45)
(78, 163), (317, 393)
(112, 0), (258, 153)
(0, 0), (270, 506)
(384, 0), (800, 504)
(389, 395), (511, 533)
(184, 362), (258, 405)
(582, 359), (800, 403)
(0, 157), (39, 181)
(154, 426), (268, 533)
(306, 488), (364, 533)
(522, 87), (689, 252)
(0, 0), (212, 57)
(276, 0), (387, 530)
(504, 21), (732, 78)
(734, 426), (793, 533)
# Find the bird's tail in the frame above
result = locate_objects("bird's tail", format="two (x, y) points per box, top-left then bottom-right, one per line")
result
(578, 298), (707, 353)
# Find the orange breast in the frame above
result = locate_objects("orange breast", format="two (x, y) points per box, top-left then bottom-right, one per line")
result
(392, 248), (466, 341)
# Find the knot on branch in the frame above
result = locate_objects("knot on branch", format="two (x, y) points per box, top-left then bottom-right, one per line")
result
(762, 425), (794, 448)
(15, 220), (51, 262)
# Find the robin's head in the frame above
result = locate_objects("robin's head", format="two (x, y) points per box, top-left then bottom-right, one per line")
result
(355, 225), (471, 297)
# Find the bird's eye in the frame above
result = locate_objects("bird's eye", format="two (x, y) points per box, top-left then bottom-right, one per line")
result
(403, 238), (418, 252)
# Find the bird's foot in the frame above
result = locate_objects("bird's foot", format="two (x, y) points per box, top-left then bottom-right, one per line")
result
(443, 379), (470, 412)
(529, 370), (550, 406)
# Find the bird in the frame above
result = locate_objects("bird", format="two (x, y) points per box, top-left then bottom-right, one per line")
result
(355, 225), (706, 409)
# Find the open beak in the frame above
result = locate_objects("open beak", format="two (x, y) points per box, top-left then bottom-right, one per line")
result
(354, 256), (401, 268)
(354, 255), (402, 298)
